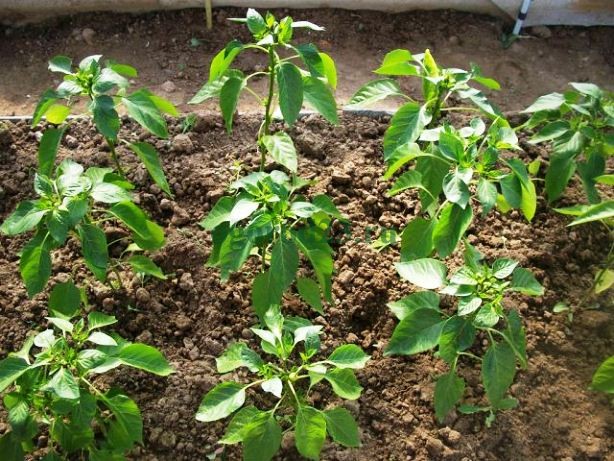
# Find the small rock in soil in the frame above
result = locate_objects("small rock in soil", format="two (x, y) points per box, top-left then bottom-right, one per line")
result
(0, 121), (13, 147)
(171, 206), (190, 226)
(136, 330), (153, 343)
(161, 80), (177, 93)
(64, 135), (78, 148)
(135, 287), (151, 304)
(331, 171), (352, 186)
(174, 314), (191, 331)
(179, 272), (194, 290)
(426, 436), (445, 456)
(171, 133), (194, 154)
(159, 431), (176, 448)
(160, 198), (174, 212)
(338, 269), (355, 286)
(82, 27), (96, 45)
(531, 25), (552, 38)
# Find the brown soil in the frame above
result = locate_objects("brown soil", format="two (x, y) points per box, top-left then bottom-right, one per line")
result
(0, 111), (613, 461)
(0, 8), (613, 116)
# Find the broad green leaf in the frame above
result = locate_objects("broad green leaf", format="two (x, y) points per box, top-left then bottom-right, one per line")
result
(108, 201), (165, 250)
(149, 95), (178, 116)
(246, 8), (267, 35)
(262, 132), (297, 172)
(595, 174), (614, 185)
(569, 201), (614, 226)
(591, 356), (614, 393)
(323, 407), (360, 447)
(295, 43), (323, 79)
(229, 199), (259, 226)
(328, 344), (370, 369)
(297, 277), (323, 314)
(385, 308), (444, 356)
(324, 368), (362, 400)
(0, 201), (47, 235)
(438, 315), (476, 364)
(0, 433), (25, 461)
(383, 102), (431, 160)
(291, 227), (334, 302)
(0, 357), (30, 392)
(38, 127), (67, 176)
(49, 55), (72, 73)
(439, 132), (464, 162)
(209, 40), (243, 82)
(388, 170), (428, 196)
(92, 68), (128, 93)
(91, 95), (120, 141)
(261, 377), (283, 398)
(189, 77), (227, 104)
(400, 217), (435, 261)
(44, 368), (79, 400)
(293, 20), (325, 31)
(128, 255), (166, 279)
(123, 89), (168, 138)
(492, 259), (519, 279)
(216, 342), (263, 373)
(312, 194), (344, 219)
(388, 291), (440, 320)
(88, 312), (118, 331)
(277, 62), (304, 125)
(434, 371), (465, 422)
(482, 342), (516, 407)
(570, 82), (602, 98)
(127, 142), (172, 195)
(595, 269), (614, 294)
(91, 182), (132, 204)
(347, 79), (403, 108)
(319, 52), (337, 88)
(20, 236), (52, 297)
(295, 406), (327, 460)
(32, 89), (59, 126)
(48, 280), (81, 319)
(103, 392), (143, 451)
(243, 415), (282, 461)
(510, 267), (544, 296)
(505, 310), (527, 368)
(44, 104), (71, 124)
(443, 170), (470, 209)
(200, 196), (236, 230)
(220, 406), (262, 444)
(118, 344), (173, 376)
(47, 316), (73, 333)
(457, 296), (482, 316)
(529, 120), (570, 144)
(433, 203), (473, 258)
(477, 177), (497, 216)
(507, 159), (537, 221)
(303, 76), (338, 124)
(220, 76), (246, 133)
(522, 92), (565, 112)
(78, 224), (109, 281)
(395, 258), (447, 289)
(216, 228), (254, 280)
(196, 382), (246, 422)
(374, 49), (418, 75)
(87, 332), (118, 346)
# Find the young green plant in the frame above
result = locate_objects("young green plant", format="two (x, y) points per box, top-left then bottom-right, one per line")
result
(33, 54), (175, 194)
(385, 244), (543, 424)
(522, 82), (613, 204)
(189, 8), (338, 172)
(0, 159), (166, 297)
(0, 280), (173, 460)
(196, 306), (369, 460)
(201, 170), (343, 317)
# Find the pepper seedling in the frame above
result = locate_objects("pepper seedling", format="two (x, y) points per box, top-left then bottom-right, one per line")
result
(385, 244), (543, 424)
(0, 159), (166, 297)
(196, 306), (369, 460)
(0, 281), (174, 460)
(33, 54), (175, 195)
(189, 8), (338, 172)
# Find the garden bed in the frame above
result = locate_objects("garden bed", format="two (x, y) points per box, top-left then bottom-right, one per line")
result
(0, 113), (612, 460)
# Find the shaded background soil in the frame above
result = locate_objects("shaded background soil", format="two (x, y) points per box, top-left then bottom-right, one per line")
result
(0, 7), (613, 116)
(0, 111), (613, 460)
(0, 5), (613, 461)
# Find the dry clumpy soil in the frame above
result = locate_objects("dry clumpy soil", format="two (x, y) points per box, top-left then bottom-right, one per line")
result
(0, 8), (613, 116)
(0, 112), (613, 461)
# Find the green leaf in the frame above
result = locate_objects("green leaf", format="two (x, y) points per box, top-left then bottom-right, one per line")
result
(261, 132), (297, 173)
(507, 159), (537, 221)
(505, 310), (527, 368)
(123, 89), (168, 138)
(91, 95), (120, 141)
(44, 104), (71, 124)
(91, 182), (132, 204)
(38, 127), (66, 176)
(388, 170), (427, 196)
(400, 217), (435, 261)
(209, 40), (243, 82)
(434, 371), (465, 422)
(433, 203), (473, 258)
(216, 342), (263, 373)
(388, 291), (440, 320)
(118, 344), (173, 376)
(595, 269), (614, 294)
(374, 49), (418, 75)
(149, 94), (178, 116)
(216, 228), (254, 280)
(277, 62), (304, 125)
(383, 102), (431, 160)
(482, 342), (516, 407)
(128, 255), (166, 280)
(492, 259), (519, 279)
(20, 236), (52, 297)
(347, 79), (403, 108)
(591, 356), (614, 393)
(127, 142), (172, 195)
(522, 92), (565, 112)
(438, 315), (476, 364)
(88, 312), (118, 331)
(297, 277), (323, 314)
(0, 433), (25, 461)
(395, 258), (447, 290)
(477, 178), (497, 216)
(510, 267), (544, 296)
(595, 174), (614, 186)
(108, 201), (165, 250)
(243, 415), (282, 461)
(1, 201), (47, 235)
(49, 281), (81, 319)
(200, 196), (236, 230)
(220, 76), (246, 133)
(32, 89), (59, 126)
(295, 43), (323, 78)
(88, 331), (118, 346)
(443, 171), (470, 209)
(529, 120), (570, 144)
(323, 407), (360, 448)
(220, 406), (262, 444)
(295, 406), (327, 460)
(0, 357), (30, 392)
(291, 227), (333, 302)
(328, 344), (370, 369)
(570, 82), (603, 98)
(319, 52), (337, 89)
(44, 368), (80, 400)
(569, 201), (614, 226)
(303, 76), (338, 124)
(385, 308), (444, 356)
(324, 368), (362, 400)
(103, 392), (143, 451)
(49, 55), (72, 73)
(246, 8), (267, 35)
(196, 382), (246, 422)
(189, 77), (227, 104)
(78, 223), (109, 281)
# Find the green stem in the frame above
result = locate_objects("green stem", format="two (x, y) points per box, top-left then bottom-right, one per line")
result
(259, 46), (277, 171)
(105, 137), (124, 176)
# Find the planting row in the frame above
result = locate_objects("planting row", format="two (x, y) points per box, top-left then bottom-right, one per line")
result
(0, 9), (612, 461)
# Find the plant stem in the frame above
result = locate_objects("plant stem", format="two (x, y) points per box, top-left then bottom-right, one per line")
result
(259, 46), (277, 171)
(105, 137), (124, 176)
